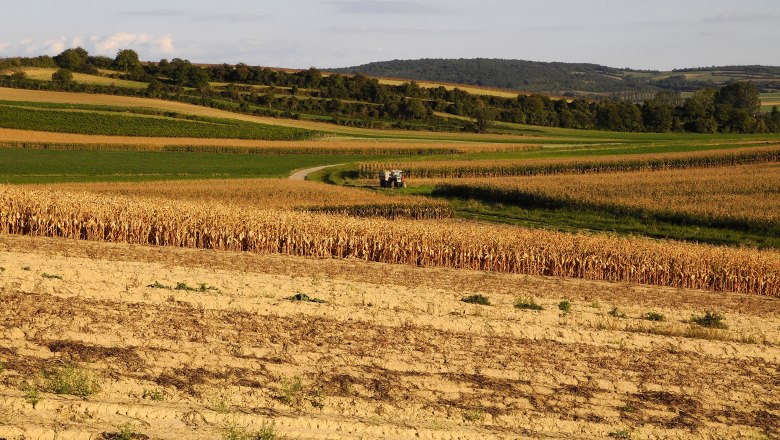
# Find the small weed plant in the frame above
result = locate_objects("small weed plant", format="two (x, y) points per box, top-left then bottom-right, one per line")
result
(175, 282), (219, 292)
(41, 273), (63, 280)
(463, 408), (485, 422)
(286, 293), (326, 303)
(462, 294), (491, 306)
(279, 376), (304, 406)
(644, 312), (666, 322)
(100, 424), (148, 440)
(608, 429), (631, 438)
(223, 423), (283, 440)
(43, 363), (99, 396)
(142, 388), (164, 401)
(515, 298), (543, 310)
(22, 381), (42, 408)
(691, 311), (727, 329)
(608, 307), (627, 319)
(558, 300), (571, 313)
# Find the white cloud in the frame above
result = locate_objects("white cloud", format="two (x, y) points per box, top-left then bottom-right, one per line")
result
(41, 37), (67, 55)
(93, 33), (153, 53)
(1, 33), (176, 59)
(157, 34), (175, 54)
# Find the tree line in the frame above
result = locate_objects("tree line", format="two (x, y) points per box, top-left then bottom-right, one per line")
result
(2, 48), (778, 134)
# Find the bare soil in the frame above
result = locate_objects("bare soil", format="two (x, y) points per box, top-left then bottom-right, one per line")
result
(0, 235), (778, 439)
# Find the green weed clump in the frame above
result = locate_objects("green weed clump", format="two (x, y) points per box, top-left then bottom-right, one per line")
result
(462, 294), (491, 306)
(286, 293), (327, 303)
(223, 423), (283, 440)
(42, 363), (100, 396)
(515, 298), (543, 310)
(691, 311), (727, 329)
(99, 423), (149, 440)
(558, 300), (572, 313)
(277, 376), (324, 409)
(644, 312), (666, 322)
(22, 381), (42, 408)
(608, 307), (627, 318)
(142, 388), (164, 401)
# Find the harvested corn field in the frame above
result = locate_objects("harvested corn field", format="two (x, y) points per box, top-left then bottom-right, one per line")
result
(0, 235), (778, 439)
(2, 185), (779, 295)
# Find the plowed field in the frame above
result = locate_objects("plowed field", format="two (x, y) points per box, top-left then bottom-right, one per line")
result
(1, 235), (778, 439)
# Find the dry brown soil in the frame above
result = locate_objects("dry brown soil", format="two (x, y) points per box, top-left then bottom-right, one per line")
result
(0, 235), (778, 439)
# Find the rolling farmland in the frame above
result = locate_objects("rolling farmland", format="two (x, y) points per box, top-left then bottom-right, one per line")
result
(1, 79), (779, 440)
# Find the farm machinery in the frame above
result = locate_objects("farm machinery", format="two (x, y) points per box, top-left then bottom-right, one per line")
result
(379, 169), (407, 188)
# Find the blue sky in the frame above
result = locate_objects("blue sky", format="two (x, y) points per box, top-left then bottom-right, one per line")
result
(2, 0), (779, 70)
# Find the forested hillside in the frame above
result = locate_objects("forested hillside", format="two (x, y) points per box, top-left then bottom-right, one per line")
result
(331, 58), (780, 95)
(2, 49), (779, 134)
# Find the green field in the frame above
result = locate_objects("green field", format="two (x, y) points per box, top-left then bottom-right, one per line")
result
(0, 101), (316, 140)
(3, 67), (149, 89)
(0, 149), (373, 184)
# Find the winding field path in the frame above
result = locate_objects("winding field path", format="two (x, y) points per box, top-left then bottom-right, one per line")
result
(289, 164), (343, 180)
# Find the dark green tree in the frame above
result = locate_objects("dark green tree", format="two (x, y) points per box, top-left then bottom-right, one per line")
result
(53, 47), (89, 71)
(680, 88), (717, 133)
(88, 55), (114, 69)
(114, 49), (142, 72)
(641, 93), (674, 132)
(714, 82), (761, 133)
(51, 68), (74, 87)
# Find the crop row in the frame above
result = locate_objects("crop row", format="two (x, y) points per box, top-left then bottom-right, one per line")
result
(432, 163), (780, 230)
(0, 104), (316, 140)
(303, 203), (452, 220)
(0, 140), (529, 156)
(357, 146), (780, 178)
(2, 186), (778, 296)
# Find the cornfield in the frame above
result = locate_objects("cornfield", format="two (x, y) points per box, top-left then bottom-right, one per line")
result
(433, 163), (780, 228)
(2, 186), (778, 296)
(38, 178), (452, 219)
(358, 146), (780, 179)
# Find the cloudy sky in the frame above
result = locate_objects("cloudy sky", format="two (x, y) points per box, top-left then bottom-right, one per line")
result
(1, 0), (779, 70)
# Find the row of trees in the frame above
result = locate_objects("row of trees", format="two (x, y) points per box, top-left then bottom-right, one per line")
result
(2, 47), (779, 134)
(488, 82), (774, 133)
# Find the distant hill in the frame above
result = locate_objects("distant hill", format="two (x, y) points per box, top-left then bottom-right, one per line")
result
(329, 59), (780, 95)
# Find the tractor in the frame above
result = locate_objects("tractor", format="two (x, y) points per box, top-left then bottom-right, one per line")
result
(379, 169), (406, 188)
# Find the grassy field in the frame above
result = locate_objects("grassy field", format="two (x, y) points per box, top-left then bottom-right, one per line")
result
(761, 92), (780, 111)
(375, 77), (526, 98)
(0, 87), (549, 142)
(0, 100), (316, 140)
(0, 149), (371, 183)
(1, 67), (149, 89)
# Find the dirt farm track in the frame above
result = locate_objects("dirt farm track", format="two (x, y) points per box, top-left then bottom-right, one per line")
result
(0, 234), (778, 440)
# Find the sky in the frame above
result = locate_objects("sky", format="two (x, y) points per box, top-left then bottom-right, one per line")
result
(1, 0), (779, 70)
